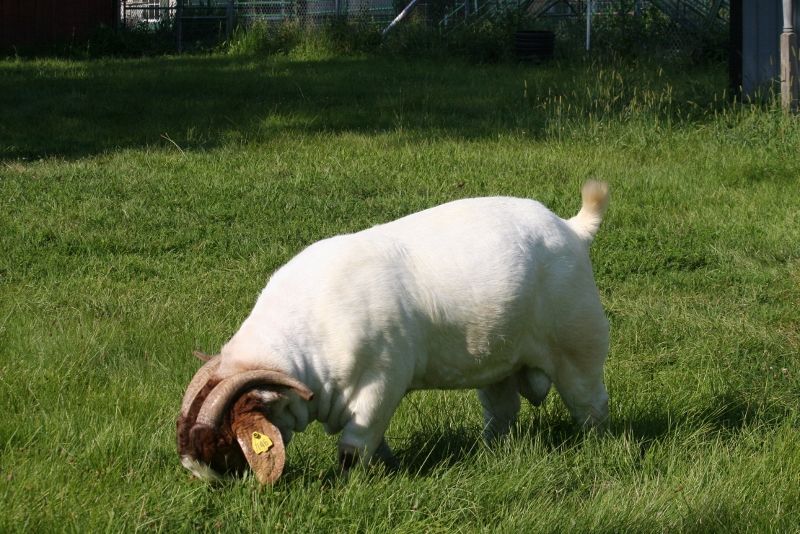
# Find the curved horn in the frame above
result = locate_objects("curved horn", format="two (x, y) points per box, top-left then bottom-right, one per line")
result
(177, 355), (222, 458)
(195, 370), (313, 429)
(180, 355), (221, 417)
(193, 350), (213, 363)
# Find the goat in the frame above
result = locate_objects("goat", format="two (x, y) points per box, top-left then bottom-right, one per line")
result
(177, 181), (610, 483)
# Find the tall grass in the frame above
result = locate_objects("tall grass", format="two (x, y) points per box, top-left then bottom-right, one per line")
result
(0, 52), (798, 531)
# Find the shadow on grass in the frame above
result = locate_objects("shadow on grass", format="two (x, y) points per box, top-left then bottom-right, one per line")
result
(0, 55), (519, 159)
(619, 389), (789, 441)
(0, 54), (727, 160)
(377, 391), (790, 477)
(394, 425), (484, 476)
(220, 389), (791, 488)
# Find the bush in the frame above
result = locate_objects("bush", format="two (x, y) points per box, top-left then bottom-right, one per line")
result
(88, 22), (177, 57)
(380, 16), (445, 59)
(542, 4), (729, 63)
(60, 1), (728, 65)
(2, 22), (177, 59)
(225, 21), (302, 56)
(445, 20), (511, 63)
(224, 18), (383, 58)
(325, 17), (383, 54)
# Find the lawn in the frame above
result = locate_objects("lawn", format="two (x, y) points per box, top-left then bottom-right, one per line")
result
(0, 51), (798, 532)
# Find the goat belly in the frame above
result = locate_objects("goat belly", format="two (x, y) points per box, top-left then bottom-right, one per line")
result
(408, 354), (522, 390)
(401, 315), (526, 390)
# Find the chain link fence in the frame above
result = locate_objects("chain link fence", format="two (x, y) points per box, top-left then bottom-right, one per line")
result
(118, 0), (727, 56)
(120, 0), (396, 50)
(517, 0), (729, 59)
(582, 1), (728, 54)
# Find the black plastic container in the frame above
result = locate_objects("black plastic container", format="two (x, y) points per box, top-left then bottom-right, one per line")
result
(514, 30), (555, 62)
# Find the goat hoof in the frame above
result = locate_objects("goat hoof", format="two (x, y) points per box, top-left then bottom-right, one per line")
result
(338, 449), (359, 471)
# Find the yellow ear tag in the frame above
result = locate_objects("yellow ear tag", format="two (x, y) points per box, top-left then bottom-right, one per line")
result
(251, 432), (273, 455)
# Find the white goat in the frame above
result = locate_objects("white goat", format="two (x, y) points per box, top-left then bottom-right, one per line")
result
(177, 181), (610, 483)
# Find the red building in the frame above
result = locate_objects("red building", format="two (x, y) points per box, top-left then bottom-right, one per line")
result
(0, 0), (117, 49)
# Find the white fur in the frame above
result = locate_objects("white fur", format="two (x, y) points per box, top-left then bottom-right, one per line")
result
(181, 455), (222, 482)
(215, 183), (610, 463)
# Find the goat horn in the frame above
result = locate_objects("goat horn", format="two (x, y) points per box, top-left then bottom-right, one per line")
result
(193, 350), (213, 362)
(195, 370), (313, 429)
(177, 355), (222, 459)
(179, 355), (221, 417)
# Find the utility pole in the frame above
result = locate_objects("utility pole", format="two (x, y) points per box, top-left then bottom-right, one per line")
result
(782, 0), (799, 111)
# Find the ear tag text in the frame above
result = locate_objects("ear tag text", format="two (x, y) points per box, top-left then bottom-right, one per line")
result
(251, 432), (273, 455)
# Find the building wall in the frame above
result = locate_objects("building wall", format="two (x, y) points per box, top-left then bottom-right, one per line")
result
(742, 0), (800, 95)
(0, 0), (116, 49)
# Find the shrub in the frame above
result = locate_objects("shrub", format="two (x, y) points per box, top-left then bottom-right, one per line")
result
(380, 16), (445, 59)
(225, 21), (302, 56)
(445, 19), (513, 63)
(324, 17), (383, 55)
(224, 18), (383, 59)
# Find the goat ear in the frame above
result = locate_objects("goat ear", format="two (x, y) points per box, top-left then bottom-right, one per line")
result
(230, 392), (286, 485)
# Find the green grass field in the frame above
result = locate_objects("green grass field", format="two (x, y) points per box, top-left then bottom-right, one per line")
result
(1, 52), (799, 532)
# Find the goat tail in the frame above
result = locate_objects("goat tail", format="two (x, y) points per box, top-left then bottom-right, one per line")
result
(566, 180), (610, 243)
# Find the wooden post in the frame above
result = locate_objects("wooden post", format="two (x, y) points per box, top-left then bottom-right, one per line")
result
(781, 0), (799, 111)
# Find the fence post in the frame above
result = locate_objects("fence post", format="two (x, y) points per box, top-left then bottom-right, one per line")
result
(585, 0), (592, 51)
(176, 0), (183, 53)
(226, 0), (235, 40)
(113, 0), (120, 30)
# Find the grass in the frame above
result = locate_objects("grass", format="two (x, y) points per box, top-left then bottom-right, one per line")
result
(1, 50), (799, 532)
